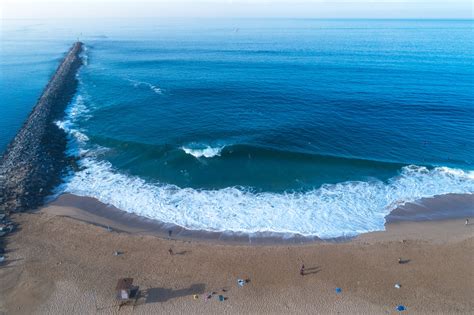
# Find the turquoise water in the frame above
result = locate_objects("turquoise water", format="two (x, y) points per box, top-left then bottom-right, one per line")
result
(1, 19), (473, 238)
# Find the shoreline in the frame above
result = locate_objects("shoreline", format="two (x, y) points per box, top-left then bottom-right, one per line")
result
(43, 192), (474, 245)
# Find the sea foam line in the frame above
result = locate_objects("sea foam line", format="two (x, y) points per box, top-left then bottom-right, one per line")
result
(58, 155), (474, 239)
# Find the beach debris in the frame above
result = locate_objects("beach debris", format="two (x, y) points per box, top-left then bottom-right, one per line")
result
(396, 305), (407, 312)
(114, 251), (123, 256)
(218, 295), (225, 302)
(335, 287), (342, 294)
(394, 283), (401, 289)
(193, 294), (199, 300)
(465, 219), (469, 225)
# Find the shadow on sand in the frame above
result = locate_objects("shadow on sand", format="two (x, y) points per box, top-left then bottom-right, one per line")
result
(303, 266), (321, 275)
(143, 283), (206, 303)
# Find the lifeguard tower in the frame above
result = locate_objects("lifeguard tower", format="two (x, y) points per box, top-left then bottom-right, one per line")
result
(116, 278), (140, 309)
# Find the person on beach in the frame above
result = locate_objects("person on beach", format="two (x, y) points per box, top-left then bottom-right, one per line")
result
(300, 264), (305, 276)
(465, 219), (469, 225)
(168, 248), (173, 255)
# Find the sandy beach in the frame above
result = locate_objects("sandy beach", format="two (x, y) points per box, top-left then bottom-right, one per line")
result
(0, 194), (473, 314)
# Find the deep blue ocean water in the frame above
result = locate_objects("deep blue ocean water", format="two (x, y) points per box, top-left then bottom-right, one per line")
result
(1, 19), (473, 238)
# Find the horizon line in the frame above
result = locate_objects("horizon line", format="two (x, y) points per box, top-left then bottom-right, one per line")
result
(3, 17), (474, 20)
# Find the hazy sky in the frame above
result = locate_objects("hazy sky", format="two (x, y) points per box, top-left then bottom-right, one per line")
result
(1, 0), (473, 19)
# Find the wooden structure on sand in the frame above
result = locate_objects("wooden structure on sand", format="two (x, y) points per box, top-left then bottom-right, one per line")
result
(116, 278), (140, 309)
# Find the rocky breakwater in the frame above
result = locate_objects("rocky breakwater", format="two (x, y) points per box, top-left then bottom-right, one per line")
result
(0, 42), (83, 214)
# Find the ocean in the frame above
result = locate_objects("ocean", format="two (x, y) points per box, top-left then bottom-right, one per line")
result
(1, 19), (473, 238)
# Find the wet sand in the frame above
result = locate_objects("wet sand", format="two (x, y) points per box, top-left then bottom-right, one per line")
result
(0, 194), (473, 314)
(41, 193), (474, 244)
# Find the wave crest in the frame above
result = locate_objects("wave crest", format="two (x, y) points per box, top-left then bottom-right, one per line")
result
(181, 144), (225, 158)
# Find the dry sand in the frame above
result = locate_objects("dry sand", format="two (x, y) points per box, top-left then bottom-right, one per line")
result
(0, 195), (473, 314)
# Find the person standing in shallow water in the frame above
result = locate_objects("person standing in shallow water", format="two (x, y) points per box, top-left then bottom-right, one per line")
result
(300, 264), (305, 276)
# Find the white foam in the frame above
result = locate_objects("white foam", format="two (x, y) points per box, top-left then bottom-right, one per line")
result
(80, 45), (89, 66)
(128, 79), (163, 95)
(181, 144), (224, 158)
(55, 94), (92, 156)
(58, 156), (474, 239)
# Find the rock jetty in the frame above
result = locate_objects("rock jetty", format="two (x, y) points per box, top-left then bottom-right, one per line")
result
(0, 42), (83, 214)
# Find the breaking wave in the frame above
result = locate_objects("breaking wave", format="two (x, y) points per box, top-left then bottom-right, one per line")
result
(181, 144), (225, 158)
